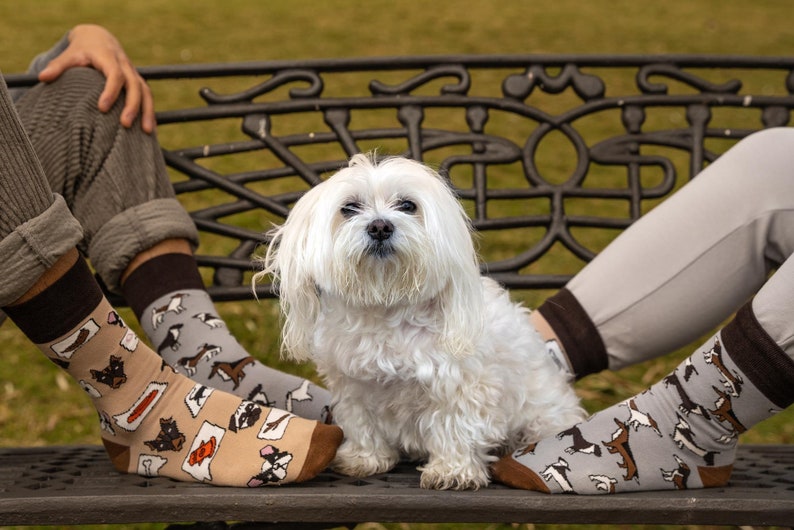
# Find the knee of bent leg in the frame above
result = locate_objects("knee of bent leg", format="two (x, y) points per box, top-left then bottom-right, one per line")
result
(714, 127), (794, 191)
(49, 67), (106, 101)
(46, 67), (125, 121)
(729, 127), (794, 168)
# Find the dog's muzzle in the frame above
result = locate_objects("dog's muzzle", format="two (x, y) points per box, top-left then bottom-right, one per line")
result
(366, 219), (395, 257)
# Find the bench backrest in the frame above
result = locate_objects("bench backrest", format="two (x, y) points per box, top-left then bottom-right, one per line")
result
(10, 56), (794, 301)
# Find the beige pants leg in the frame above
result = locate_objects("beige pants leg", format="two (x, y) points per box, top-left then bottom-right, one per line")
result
(567, 127), (794, 369)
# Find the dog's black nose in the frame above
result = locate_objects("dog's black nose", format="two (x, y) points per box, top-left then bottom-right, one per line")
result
(367, 219), (394, 242)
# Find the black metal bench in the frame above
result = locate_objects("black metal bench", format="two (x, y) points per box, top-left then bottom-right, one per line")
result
(4, 55), (794, 528)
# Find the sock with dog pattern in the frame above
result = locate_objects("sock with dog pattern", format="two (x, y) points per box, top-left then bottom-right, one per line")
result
(122, 253), (333, 423)
(4, 255), (342, 487)
(492, 304), (794, 494)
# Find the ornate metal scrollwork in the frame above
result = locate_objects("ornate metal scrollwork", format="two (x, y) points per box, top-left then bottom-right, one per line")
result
(11, 56), (791, 298)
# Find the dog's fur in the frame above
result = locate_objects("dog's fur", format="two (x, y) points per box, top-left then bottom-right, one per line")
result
(254, 153), (585, 489)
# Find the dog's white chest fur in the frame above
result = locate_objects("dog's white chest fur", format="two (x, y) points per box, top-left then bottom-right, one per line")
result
(312, 277), (584, 489)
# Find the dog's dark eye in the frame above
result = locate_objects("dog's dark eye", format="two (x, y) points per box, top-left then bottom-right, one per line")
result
(396, 200), (417, 214)
(341, 202), (361, 218)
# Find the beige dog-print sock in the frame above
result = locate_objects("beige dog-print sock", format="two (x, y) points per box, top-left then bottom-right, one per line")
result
(122, 253), (333, 423)
(4, 257), (342, 487)
(493, 304), (794, 494)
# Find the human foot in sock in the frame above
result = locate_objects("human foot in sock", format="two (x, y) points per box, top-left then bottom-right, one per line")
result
(122, 252), (333, 423)
(5, 255), (342, 487)
(492, 306), (794, 494)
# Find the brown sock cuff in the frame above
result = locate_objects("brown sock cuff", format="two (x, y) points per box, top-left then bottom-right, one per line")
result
(537, 288), (609, 379)
(121, 253), (205, 318)
(2, 256), (103, 343)
(722, 303), (794, 409)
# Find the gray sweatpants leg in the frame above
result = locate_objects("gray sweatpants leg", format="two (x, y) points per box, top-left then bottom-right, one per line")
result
(0, 73), (83, 306)
(13, 67), (198, 294)
(566, 127), (794, 369)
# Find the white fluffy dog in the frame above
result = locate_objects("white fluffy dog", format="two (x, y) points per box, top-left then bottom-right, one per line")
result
(254, 153), (585, 490)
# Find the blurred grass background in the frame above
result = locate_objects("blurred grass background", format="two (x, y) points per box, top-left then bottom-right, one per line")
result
(1, 1), (794, 529)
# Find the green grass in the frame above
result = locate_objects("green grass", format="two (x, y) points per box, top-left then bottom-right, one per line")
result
(2, 1), (794, 529)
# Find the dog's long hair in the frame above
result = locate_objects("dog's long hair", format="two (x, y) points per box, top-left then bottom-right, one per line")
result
(253, 153), (485, 361)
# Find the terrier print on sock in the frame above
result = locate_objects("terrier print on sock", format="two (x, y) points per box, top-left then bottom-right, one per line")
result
(90, 355), (127, 389)
(144, 417), (187, 452)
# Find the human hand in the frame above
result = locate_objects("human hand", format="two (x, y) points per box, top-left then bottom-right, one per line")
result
(37, 24), (156, 133)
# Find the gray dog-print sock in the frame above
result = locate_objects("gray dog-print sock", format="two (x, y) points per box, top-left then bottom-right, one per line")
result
(141, 288), (332, 423)
(492, 305), (794, 494)
(122, 253), (332, 423)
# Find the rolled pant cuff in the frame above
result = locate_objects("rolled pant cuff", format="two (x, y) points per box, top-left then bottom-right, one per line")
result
(0, 194), (83, 306)
(537, 287), (609, 379)
(89, 198), (200, 294)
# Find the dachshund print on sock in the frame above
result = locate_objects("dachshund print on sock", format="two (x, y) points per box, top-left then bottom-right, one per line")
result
(603, 418), (638, 482)
(709, 386), (748, 441)
(178, 343), (222, 376)
(209, 356), (256, 390)
(704, 339), (743, 397)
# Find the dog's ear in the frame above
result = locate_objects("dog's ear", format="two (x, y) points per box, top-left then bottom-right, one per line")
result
(438, 275), (484, 359)
(418, 166), (486, 359)
(252, 189), (327, 362)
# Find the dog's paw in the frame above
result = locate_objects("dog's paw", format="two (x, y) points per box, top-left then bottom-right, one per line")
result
(418, 459), (490, 490)
(331, 442), (399, 478)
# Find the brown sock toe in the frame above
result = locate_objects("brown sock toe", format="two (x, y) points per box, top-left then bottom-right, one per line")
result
(491, 455), (551, 493)
(295, 422), (344, 482)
